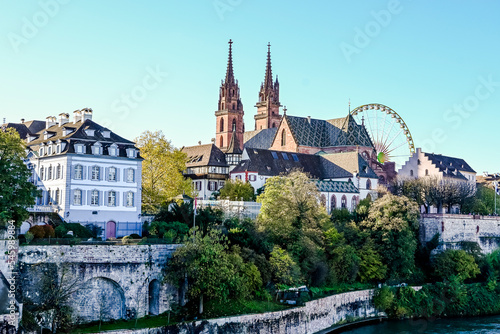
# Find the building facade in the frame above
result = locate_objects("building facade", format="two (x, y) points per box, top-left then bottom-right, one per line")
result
(6, 109), (142, 238)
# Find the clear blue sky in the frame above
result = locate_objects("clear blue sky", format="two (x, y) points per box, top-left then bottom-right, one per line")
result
(1, 1), (499, 173)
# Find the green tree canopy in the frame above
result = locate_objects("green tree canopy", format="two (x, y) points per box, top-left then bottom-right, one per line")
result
(219, 179), (255, 201)
(433, 249), (480, 282)
(0, 128), (38, 227)
(360, 193), (420, 281)
(135, 130), (194, 214)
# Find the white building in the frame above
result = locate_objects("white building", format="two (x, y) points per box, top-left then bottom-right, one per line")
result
(398, 148), (476, 183)
(5, 109), (142, 238)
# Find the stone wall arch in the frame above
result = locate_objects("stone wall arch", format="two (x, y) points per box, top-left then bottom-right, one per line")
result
(73, 276), (126, 323)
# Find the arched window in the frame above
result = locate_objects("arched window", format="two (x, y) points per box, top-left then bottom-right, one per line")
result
(425, 169), (429, 176)
(320, 194), (326, 207)
(366, 179), (372, 190)
(74, 165), (83, 180)
(351, 196), (357, 210)
(281, 129), (286, 146)
(219, 136), (223, 147)
(331, 195), (337, 210)
(232, 119), (236, 132)
(272, 123), (276, 128)
(220, 118), (224, 132)
(40, 166), (44, 180)
(410, 170), (414, 177)
(47, 166), (52, 180)
(56, 164), (61, 179)
(54, 189), (60, 205)
(341, 195), (347, 209)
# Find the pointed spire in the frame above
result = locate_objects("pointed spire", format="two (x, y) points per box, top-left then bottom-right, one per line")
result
(263, 42), (273, 93)
(225, 39), (235, 84)
(226, 130), (242, 154)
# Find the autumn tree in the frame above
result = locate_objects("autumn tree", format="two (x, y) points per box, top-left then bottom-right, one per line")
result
(0, 128), (38, 227)
(135, 130), (194, 214)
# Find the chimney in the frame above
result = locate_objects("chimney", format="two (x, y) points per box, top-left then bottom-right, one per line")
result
(307, 116), (311, 124)
(46, 116), (56, 129)
(82, 108), (93, 121)
(58, 113), (69, 126)
(21, 118), (25, 123)
(73, 110), (82, 123)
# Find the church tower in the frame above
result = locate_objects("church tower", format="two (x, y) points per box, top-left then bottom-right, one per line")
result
(215, 39), (244, 153)
(254, 43), (282, 130)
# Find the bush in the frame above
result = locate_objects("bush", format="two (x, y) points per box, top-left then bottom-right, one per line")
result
(129, 233), (141, 239)
(28, 224), (54, 239)
(54, 223), (93, 238)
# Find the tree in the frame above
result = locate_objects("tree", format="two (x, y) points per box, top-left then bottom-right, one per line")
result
(269, 246), (301, 286)
(219, 179), (255, 201)
(360, 194), (420, 280)
(135, 130), (194, 214)
(0, 128), (38, 227)
(165, 229), (257, 315)
(433, 249), (480, 282)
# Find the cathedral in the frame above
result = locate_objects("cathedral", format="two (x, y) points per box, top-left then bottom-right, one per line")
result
(183, 40), (395, 205)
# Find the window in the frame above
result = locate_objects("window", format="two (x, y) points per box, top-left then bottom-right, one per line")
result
(291, 154), (299, 162)
(351, 196), (357, 210)
(410, 170), (414, 177)
(208, 181), (218, 191)
(92, 143), (102, 155)
(271, 152), (278, 159)
(330, 195), (336, 209)
(91, 166), (100, 180)
(74, 165), (83, 180)
(54, 189), (60, 205)
(126, 192), (134, 207)
(282, 152), (289, 160)
(220, 136), (223, 147)
(108, 144), (118, 156)
(220, 118), (224, 132)
(281, 129), (286, 146)
(74, 189), (82, 205)
(108, 191), (116, 206)
(249, 175), (256, 181)
(232, 119), (236, 132)
(91, 190), (99, 206)
(108, 167), (117, 181)
(48, 146), (52, 155)
(40, 166), (44, 180)
(236, 175), (242, 180)
(417, 159), (421, 165)
(126, 168), (135, 182)
(47, 166), (52, 180)
(341, 195), (347, 209)
(56, 145), (60, 154)
(366, 179), (372, 190)
(425, 169), (429, 176)
(56, 165), (61, 179)
(39, 147), (44, 156)
(75, 144), (84, 154)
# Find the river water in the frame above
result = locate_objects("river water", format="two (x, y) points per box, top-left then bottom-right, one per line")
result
(341, 316), (500, 333)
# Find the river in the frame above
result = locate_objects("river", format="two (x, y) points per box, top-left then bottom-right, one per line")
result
(340, 316), (500, 333)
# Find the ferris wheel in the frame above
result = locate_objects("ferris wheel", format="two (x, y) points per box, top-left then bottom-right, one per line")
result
(350, 103), (415, 167)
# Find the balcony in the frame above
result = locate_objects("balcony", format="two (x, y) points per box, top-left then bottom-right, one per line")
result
(28, 205), (60, 213)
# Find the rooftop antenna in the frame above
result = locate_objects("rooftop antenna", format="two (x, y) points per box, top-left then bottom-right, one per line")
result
(348, 98), (351, 113)
(2, 118), (5, 124)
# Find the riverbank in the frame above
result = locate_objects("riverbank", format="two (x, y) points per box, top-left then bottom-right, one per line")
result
(315, 316), (387, 334)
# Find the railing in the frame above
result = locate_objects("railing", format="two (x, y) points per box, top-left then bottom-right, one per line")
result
(27, 205), (60, 213)
(197, 200), (262, 220)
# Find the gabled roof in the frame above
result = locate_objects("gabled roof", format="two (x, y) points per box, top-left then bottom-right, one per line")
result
(315, 180), (359, 193)
(322, 152), (378, 178)
(244, 127), (278, 149)
(282, 114), (374, 149)
(424, 152), (476, 174)
(182, 144), (227, 167)
(231, 148), (352, 179)
(225, 131), (242, 154)
(2, 123), (30, 139)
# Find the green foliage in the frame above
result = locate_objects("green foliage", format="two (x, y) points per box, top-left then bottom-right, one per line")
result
(358, 241), (387, 283)
(0, 128), (39, 227)
(148, 221), (189, 243)
(433, 249), (480, 282)
(373, 286), (394, 311)
(269, 246), (301, 287)
(219, 179), (255, 201)
(360, 194), (420, 281)
(329, 245), (360, 284)
(462, 184), (497, 215)
(135, 130), (194, 214)
(54, 223), (94, 238)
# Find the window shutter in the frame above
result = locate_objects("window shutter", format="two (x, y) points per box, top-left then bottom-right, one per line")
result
(81, 190), (85, 205)
(116, 168), (120, 182)
(82, 166), (86, 180)
(100, 167), (103, 181)
(105, 167), (109, 181)
(135, 168), (139, 183)
(115, 191), (120, 206)
(61, 166), (64, 180)
(134, 191), (139, 208)
(87, 190), (92, 205)
(104, 191), (108, 206)
(88, 166), (92, 180)
(99, 191), (103, 206)
(71, 189), (74, 205)
(123, 169), (126, 182)
(123, 192), (127, 207)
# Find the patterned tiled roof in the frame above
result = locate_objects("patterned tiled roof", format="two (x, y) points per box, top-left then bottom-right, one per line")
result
(244, 128), (278, 149)
(315, 180), (359, 193)
(283, 114), (374, 148)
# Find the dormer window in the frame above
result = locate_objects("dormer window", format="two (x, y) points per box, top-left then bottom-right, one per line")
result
(85, 129), (95, 136)
(27, 134), (37, 143)
(108, 144), (118, 157)
(44, 131), (55, 140)
(101, 130), (111, 138)
(126, 148), (137, 159)
(92, 142), (102, 155)
(47, 146), (52, 155)
(63, 127), (74, 136)
(75, 144), (85, 154)
(39, 147), (44, 156)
